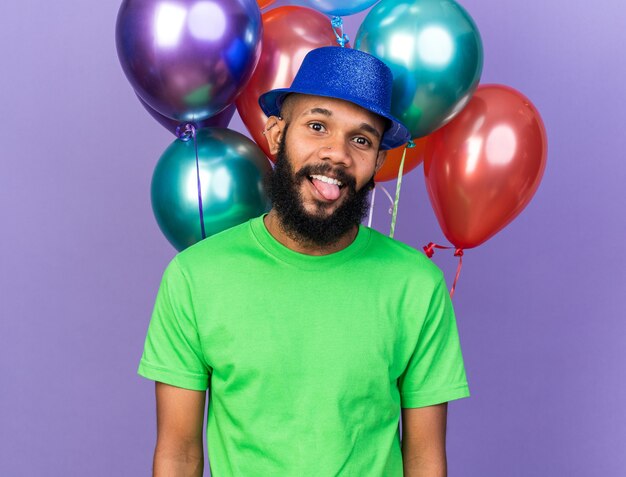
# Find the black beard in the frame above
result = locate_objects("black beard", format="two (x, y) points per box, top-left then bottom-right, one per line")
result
(265, 125), (375, 247)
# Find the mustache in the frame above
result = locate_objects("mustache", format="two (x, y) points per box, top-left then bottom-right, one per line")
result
(294, 164), (357, 190)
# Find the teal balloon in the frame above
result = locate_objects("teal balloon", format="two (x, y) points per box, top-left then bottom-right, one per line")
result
(355, 0), (483, 138)
(151, 128), (271, 251)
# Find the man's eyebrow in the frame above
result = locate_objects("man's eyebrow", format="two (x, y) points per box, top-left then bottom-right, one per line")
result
(359, 122), (382, 140)
(303, 107), (333, 117)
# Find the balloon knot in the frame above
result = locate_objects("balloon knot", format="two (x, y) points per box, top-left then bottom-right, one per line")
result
(331, 16), (349, 47)
(423, 242), (436, 258)
(176, 122), (197, 142)
(407, 140), (416, 149)
(330, 16), (343, 28)
(454, 248), (464, 257)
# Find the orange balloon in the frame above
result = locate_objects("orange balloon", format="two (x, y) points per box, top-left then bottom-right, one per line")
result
(257, 0), (275, 8)
(375, 137), (427, 182)
(236, 6), (339, 160)
(424, 84), (547, 249)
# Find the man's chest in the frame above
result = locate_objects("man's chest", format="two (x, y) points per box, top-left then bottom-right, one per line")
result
(193, 276), (410, 403)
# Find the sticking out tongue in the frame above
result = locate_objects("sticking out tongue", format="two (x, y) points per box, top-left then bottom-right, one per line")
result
(311, 178), (341, 201)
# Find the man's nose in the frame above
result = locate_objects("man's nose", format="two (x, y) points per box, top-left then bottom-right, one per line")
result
(318, 135), (352, 167)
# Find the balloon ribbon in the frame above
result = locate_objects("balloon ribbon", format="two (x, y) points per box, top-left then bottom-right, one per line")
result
(367, 185), (377, 228)
(176, 123), (207, 240)
(331, 16), (349, 47)
(423, 243), (464, 298)
(368, 185), (395, 229)
(389, 140), (415, 239)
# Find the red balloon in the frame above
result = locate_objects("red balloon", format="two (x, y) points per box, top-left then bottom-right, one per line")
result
(375, 137), (427, 183)
(257, 0), (276, 8)
(424, 84), (547, 249)
(236, 6), (339, 160)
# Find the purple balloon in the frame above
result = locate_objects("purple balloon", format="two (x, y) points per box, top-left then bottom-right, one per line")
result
(136, 94), (236, 135)
(116, 0), (262, 122)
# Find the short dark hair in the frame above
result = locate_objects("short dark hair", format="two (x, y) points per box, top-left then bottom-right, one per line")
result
(278, 93), (298, 122)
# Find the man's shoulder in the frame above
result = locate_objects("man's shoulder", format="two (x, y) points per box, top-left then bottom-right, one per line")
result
(174, 218), (257, 270)
(364, 227), (444, 285)
(365, 226), (432, 264)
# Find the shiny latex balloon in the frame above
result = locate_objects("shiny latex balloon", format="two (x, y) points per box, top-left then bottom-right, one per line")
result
(356, 0), (483, 138)
(152, 128), (272, 251)
(375, 137), (426, 182)
(137, 94), (236, 135)
(116, 0), (262, 122)
(423, 84), (548, 249)
(236, 6), (338, 160)
(257, 0), (276, 8)
(292, 0), (380, 16)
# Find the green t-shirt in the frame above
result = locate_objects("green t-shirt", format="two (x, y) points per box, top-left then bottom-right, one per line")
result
(138, 214), (469, 476)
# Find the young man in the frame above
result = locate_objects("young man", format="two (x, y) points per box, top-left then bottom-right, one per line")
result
(138, 47), (469, 477)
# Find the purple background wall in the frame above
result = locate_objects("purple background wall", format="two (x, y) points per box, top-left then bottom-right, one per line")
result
(1, 1), (624, 475)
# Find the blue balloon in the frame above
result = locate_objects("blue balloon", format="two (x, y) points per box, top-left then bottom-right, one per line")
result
(355, 0), (483, 138)
(292, 0), (380, 17)
(151, 128), (272, 251)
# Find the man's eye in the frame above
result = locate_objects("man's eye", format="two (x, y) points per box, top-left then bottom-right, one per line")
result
(308, 122), (326, 132)
(353, 137), (372, 147)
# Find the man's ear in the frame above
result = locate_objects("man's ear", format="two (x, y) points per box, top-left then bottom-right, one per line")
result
(263, 116), (285, 155)
(374, 149), (388, 173)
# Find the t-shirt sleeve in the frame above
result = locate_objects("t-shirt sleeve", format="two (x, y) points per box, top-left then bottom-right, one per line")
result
(399, 276), (470, 408)
(137, 257), (210, 391)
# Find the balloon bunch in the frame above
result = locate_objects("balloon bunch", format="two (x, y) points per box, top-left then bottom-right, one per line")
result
(115, 0), (547, 288)
(116, 0), (272, 251)
(353, 0), (547, 295)
(115, 0), (379, 251)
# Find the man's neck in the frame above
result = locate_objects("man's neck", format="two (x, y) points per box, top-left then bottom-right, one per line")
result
(263, 210), (358, 256)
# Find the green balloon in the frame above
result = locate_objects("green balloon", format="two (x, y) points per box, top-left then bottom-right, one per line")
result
(151, 128), (272, 251)
(356, 0), (483, 138)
